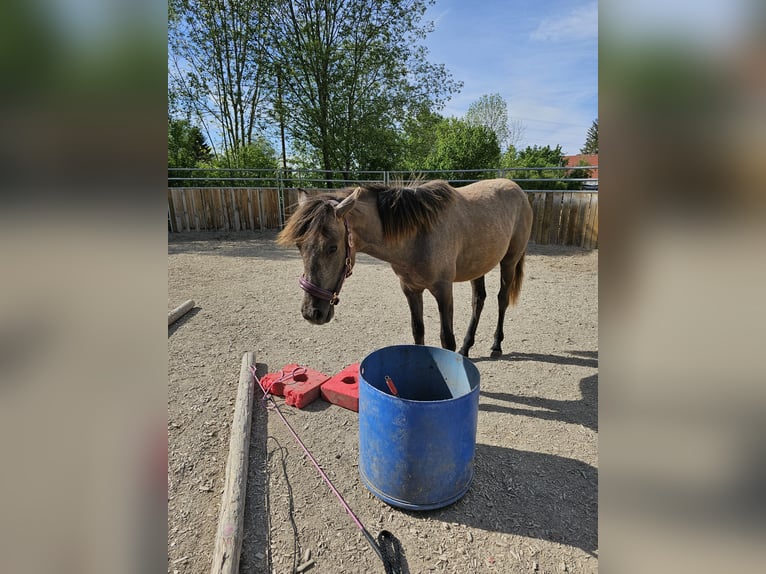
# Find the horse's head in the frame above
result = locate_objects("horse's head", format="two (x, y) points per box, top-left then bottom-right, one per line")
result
(276, 188), (358, 325)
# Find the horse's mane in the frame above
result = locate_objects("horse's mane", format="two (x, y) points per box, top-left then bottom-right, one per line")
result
(276, 180), (457, 246)
(368, 180), (456, 241)
(276, 190), (348, 246)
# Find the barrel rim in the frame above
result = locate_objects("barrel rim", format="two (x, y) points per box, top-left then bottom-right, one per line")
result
(359, 344), (481, 404)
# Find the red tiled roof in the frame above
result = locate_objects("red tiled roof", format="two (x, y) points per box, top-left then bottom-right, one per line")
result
(564, 154), (598, 177)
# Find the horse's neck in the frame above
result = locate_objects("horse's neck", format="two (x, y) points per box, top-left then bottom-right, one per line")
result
(349, 220), (406, 264)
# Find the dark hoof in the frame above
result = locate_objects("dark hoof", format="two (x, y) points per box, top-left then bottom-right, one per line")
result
(458, 347), (469, 357)
(490, 349), (502, 358)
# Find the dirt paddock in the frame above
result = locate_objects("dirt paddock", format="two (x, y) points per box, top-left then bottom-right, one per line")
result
(168, 231), (598, 573)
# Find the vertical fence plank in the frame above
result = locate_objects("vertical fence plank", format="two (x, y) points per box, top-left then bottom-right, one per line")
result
(190, 190), (198, 232)
(205, 189), (213, 230)
(529, 192), (542, 244)
(526, 191), (538, 243)
(535, 193), (546, 244)
(175, 190), (185, 231)
(216, 189), (225, 230)
(578, 194), (593, 247)
(257, 189), (265, 230)
(565, 193), (580, 245)
(223, 188), (231, 231)
(575, 193), (590, 247)
(539, 193), (555, 245)
(263, 189), (280, 228)
(548, 192), (564, 245)
(180, 190), (191, 231)
(198, 189), (208, 229)
(239, 189), (248, 231)
(231, 188), (239, 230)
(168, 190), (178, 232)
(531, 193), (540, 244)
(283, 189), (299, 222)
(585, 194), (599, 249)
(572, 193), (585, 246)
(246, 190), (255, 231)
(558, 193), (572, 244)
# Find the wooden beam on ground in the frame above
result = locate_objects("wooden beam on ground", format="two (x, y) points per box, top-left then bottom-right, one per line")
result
(168, 299), (195, 326)
(210, 351), (257, 574)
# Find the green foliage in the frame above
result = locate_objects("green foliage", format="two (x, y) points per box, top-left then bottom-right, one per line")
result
(399, 108), (444, 171)
(581, 118), (598, 154)
(169, 0), (460, 176)
(502, 144), (570, 190)
(465, 93), (510, 147)
(168, 118), (212, 169)
(215, 138), (278, 170)
(423, 118), (500, 177)
(267, 0), (461, 176)
(204, 138), (279, 187)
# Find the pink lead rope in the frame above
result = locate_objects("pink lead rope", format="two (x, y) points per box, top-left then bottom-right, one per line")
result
(250, 365), (403, 573)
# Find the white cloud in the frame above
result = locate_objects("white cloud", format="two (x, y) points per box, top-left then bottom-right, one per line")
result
(530, 2), (598, 43)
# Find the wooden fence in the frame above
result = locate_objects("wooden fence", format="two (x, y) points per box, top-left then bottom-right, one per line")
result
(525, 190), (598, 249)
(168, 187), (598, 249)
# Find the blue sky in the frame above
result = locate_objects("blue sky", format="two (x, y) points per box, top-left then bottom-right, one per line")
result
(422, 0), (598, 155)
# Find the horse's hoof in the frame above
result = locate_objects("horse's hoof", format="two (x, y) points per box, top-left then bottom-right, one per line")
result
(458, 348), (469, 357)
(490, 349), (502, 358)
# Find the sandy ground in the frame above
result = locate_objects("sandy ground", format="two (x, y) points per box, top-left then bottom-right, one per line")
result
(168, 231), (598, 573)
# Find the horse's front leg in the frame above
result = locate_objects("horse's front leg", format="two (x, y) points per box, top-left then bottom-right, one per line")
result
(458, 276), (487, 357)
(430, 282), (456, 352)
(400, 284), (425, 345)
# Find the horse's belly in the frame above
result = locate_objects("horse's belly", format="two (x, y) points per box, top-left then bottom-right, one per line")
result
(454, 259), (503, 282)
(454, 238), (512, 281)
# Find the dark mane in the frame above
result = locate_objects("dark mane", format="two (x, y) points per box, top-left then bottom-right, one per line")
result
(276, 190), (350, 246)
(366, 180), (456, 241)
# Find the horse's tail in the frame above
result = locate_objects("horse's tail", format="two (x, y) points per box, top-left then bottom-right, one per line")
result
(509, 252), (525, 306)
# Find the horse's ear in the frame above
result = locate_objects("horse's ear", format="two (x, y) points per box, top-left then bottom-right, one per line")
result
(297, 188), (313, 205)
(334, 187), (360, 218)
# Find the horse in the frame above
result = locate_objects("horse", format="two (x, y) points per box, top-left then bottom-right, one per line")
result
(276, 178), (533, 358)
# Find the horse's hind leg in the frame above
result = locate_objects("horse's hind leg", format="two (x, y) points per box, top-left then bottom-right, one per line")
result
(458, 276), (487, 357)
(491, 251), (526, 358)
(401, 284), (426, 345)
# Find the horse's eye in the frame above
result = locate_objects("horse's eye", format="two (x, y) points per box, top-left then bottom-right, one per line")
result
(327, 245), (338, 254)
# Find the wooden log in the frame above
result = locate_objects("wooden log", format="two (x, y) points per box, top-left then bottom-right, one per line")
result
(167, 299), (195, 326)
(210, 352), (257, 574)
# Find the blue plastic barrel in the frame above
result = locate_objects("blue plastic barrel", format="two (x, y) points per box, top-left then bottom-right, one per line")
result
(358, 345), (480, 510)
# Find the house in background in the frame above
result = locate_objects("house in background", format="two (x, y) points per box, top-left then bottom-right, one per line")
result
(564, 153), (598, 189)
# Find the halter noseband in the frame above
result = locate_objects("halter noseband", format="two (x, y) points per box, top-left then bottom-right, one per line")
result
(298, 216), (353, 305)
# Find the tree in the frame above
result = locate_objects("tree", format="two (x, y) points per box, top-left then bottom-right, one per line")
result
(168, 118), (212, 169)
(268, 0), (461, 181)
(204, 137), (279, 186)
(169, 0), (273, 165)
(465, 93), (524, 149)
(580, 118), (598, 154)
(503, 144), (567, 190)
(399, 108), (444, 171)
(424, 118), (500, 174)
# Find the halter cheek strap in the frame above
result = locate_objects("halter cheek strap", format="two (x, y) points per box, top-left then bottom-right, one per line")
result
(298, 217), (354, 305)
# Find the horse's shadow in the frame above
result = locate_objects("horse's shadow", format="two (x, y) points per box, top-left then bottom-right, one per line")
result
(474, 351), (598, 432)
(473, 349), (597, 368)
(407, 443), (598, 555)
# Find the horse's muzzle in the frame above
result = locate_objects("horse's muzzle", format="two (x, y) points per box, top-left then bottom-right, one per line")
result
(302, 300), (335, 325)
